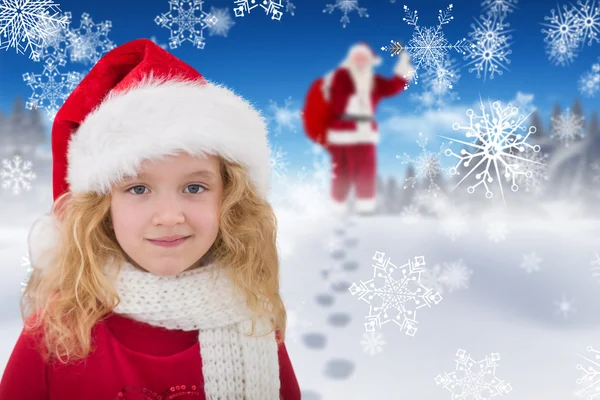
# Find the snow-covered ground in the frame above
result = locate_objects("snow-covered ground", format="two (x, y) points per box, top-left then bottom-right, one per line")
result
(2, 198), (600, 399)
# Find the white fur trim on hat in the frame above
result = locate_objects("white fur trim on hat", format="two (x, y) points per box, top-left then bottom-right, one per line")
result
(27, 213), (60, 274)
(66, 77), (271, 198)
(343, 43), (382, 67)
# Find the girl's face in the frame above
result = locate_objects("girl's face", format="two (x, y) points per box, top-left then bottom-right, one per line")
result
(110, 152), (223, 276)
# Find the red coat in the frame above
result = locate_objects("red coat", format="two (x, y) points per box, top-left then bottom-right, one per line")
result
(0, 313), (301, 400)
(326, 68), (407, 146)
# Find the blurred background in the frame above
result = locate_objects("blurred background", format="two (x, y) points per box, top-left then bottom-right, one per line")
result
(0, 0), (599, 399)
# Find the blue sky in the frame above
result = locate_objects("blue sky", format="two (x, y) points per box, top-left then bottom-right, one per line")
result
(0, 0), (598, 178)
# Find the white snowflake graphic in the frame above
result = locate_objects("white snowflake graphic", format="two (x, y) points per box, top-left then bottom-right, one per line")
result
(440, 99), (543, 203)
(233, 0), (287, 21)
(32, 10), (71, 64)
(541, 4), (584, 66)
(322, 0), (368, 28)
(207, 7), (234, 37)
(284, 0), (296, 16)
(508, 148), (549, 195)
(487, 221), (508, 243)
(360, 330), (386, 356)
(435, 349), (513, 399)
(579, 57), (600, 97)
(400, 204), (421, 225)
(286, 300), (313, 343)
(0, 0), (67, 59)
(68, 12), (116, 65)
(23, 57), (81, 119)
(1, 155), (37, 195)
(20, 256), (33, 292)
(268, 96), (300, 135)
(382, 4), (468, 87)
(576, 345), (600, 399)
(422, 259), (472, 295)
(397, 132), (448, 197)
(589, 253), (600, 282)
(551, 108), (585, 147)
(348, 251), (443, 336)
(555, 293), (576, 319)
(438, 259), (472, 293)
(573, 0), (600, 47)
(439, 207), (470, 241)
(481, 0), (518, 16)
(520, 252), (542, 274)
(411, 56), (461, 110)
(269, 145), (289, 180)
(155, 0), (217, 50)
(464, 11), (513, 81)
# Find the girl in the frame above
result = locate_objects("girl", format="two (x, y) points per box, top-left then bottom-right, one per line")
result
(0, 38), (301, 400)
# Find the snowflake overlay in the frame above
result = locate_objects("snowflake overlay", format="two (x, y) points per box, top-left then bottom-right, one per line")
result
(382, 4), (468, 87)
(268, 96), (300, 135)
(464, 11), (513, 81)
(269, 145), (289, 180)
(68, 12), (115, 65)
(207, 7), (234, 37)
(323, 0), (368, 28)
(1, 155), (37, 195)
(551, 108), (585, 146)
(487, 221), (508, 242)
(576, 345), (600, 398)
(540, 1), (600, 66)
(520, 251), (542, 274)
(555, 293), (576, 319)
(421, 259), (472, 295)
(508, 148), (548, 195)
(23, 57), (81, 119)
(440, 99), (543, 203)
(397, 132), (447, 197)
(0, 0), (67, 59)
(32, 10), (71, 64)
(233, 0), (290, 21)
(155, 0), (218, 50)
(579, 57), (600, 97)
(435, 349), (513, 399)
(481, 0), (518, 16)
(411, 55), (461, 110)
(360, 331), (386, 356)
(348, 251), (443, 336)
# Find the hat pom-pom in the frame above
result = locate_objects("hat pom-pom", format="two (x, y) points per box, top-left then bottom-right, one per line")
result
(27, 214), (60, 274)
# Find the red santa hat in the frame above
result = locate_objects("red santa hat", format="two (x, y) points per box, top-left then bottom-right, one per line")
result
(343, 42), (382, 67)
(28, 38), (271, 272)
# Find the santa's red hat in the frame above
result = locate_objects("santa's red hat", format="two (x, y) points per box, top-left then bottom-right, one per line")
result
(28, 38), (271, 272)
(343, 42), (382, 67)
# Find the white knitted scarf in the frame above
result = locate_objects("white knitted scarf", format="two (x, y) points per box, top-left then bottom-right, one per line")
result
(110, 260), (281, 400)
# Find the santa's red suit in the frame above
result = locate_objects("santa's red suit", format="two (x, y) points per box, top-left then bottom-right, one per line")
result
(324, 43), (413, 214)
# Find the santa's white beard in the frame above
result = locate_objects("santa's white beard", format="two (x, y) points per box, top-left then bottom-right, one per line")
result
(347, 65), (374, 97)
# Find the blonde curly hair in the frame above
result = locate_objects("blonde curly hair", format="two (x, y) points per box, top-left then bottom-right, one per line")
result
(21, 157), (286, 365)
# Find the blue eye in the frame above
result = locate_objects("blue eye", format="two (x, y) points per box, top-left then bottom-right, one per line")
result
(184, 184), (206, 194)
(128, 185), (148, 195)
(127, 184), (206, 195)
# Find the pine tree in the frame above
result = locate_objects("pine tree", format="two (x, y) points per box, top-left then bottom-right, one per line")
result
(400, 164), (416, 210)
(385, 176), (400, 214)
(571, 98), (585, 131)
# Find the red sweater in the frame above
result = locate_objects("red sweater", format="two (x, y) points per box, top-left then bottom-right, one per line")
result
(0, 313), (301, 400)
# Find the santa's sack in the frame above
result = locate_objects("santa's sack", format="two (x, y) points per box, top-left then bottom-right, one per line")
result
(302, 76), (333, 147)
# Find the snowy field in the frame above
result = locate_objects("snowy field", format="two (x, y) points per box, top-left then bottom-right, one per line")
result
(3, 192), (600, 399)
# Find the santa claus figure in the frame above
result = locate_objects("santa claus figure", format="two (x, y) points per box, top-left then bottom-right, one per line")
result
(324, 42), (414, 215)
